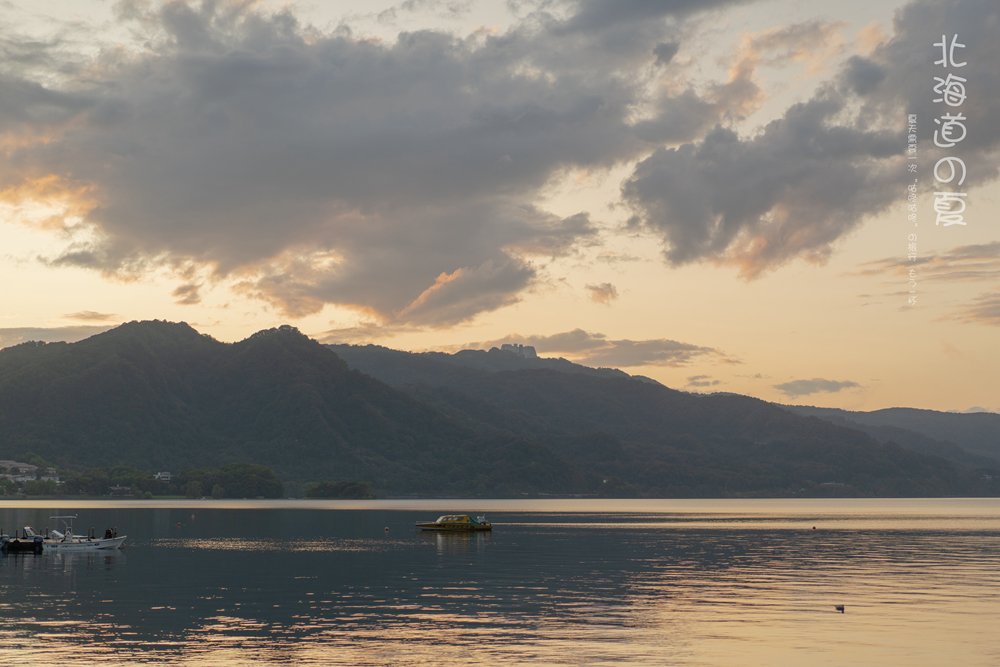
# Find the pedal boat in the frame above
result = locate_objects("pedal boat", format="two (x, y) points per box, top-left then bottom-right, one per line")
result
(415, 514), (492, 531)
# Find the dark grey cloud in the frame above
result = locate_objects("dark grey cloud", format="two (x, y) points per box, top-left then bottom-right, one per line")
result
(625, 89), (899, 278)
(7, 0), (996, 327)
(773, 378), (861, 398)
(465, 328), (737, 367)
(624, 0), (1000, 278)
(3, 0), (663, 326)
(172, 283), (202, 305)
(0, 325), (112, 348)
(631, 89), (722, 145)
(632, 20), (847, 161)
(559, 0), (749, 33)
(653, 41), (679, 65)
(842, 55), (886, 96)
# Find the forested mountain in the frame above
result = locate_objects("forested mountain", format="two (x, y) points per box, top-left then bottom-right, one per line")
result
(1, 322), (997, 497)
(0, 321), (589, 495)
(331, 344), (999, 497)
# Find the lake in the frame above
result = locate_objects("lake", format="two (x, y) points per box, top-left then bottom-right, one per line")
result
(1, 498), (999, 665)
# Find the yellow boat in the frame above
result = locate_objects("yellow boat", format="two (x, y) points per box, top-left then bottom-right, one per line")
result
(415, 514), (492, 531)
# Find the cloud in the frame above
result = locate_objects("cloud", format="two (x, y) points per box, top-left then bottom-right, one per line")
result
(465, 328), (608, 354)
(312, 321), (413, 345)
(172, 283), (201, 305)
(842, 54), (885, 96)
(397, 258), (535, 327)
(595, 251), (642, 264)
(624, 0), (1000, 278)
(61, 311), (118, 322)
(2, 0), (646, 326)
(633, 20), (845, 147)
(949, 292), (1000, 326)
(773, 378), (861, 398)
(653, 42), (679, 65)
(0, 325), (113, 348)
(856, 242), (1000, 283)
(5, 0), (997, 328)
(854, 243), (1000, 325)
(686, 374), (721, 388)
(585, 282), (618, 304)
(558, 0), (751, 33)
(584, 338), (733, 367)
(462, 328), (737, 367)
(625, 90), (899, 278)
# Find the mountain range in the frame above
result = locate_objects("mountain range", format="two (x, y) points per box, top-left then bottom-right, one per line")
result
(782, 405), (1000, 464)
(0, 321), (996, 497)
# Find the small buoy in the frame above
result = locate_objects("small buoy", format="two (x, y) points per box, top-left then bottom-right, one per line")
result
(177, 522), (181, 527)
(384, 527), (389, 532)
(834, 605), (845, 613)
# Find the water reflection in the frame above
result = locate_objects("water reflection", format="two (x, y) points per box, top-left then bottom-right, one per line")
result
(2, 549), (124, 575)
(0, 502), (998, 666)
(418, 530), (492, 555)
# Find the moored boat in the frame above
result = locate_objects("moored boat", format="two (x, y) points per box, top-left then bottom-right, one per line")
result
(1, 516), (126, 553)
(44, 515), (127, 551)
(415, 514), (492, 531)
(0, 531), (44, 553)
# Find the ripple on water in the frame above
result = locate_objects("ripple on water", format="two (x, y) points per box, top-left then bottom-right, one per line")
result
(1, 502), (999, 666)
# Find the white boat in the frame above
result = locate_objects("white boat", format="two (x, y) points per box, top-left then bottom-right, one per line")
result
(19, 516), (126, 552)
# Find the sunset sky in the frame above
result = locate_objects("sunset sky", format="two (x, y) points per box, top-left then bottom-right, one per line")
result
(2, 0), (998, 412)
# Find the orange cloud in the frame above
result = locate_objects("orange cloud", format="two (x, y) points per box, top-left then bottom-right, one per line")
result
(585, 282), (618, 305)
(0, 175), (98, 231)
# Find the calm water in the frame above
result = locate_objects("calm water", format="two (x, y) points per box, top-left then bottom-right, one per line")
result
(1, 499), (999, 666)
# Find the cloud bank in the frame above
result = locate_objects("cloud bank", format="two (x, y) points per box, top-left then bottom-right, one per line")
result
(856, 242), (1000, 324)
(624, 0), (1000, 278)
(2, 0), (998, 327)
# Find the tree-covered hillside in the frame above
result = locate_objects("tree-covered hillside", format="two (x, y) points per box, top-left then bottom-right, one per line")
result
(330, 343), (1000, 497)
(0, 322), (587, 495)
(1, 323), (997, 498)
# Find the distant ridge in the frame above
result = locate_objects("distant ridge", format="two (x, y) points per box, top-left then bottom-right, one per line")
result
(782, 405), (1000, 464)
(327, 343), (662, 386)
(327, 342), (1000, 497)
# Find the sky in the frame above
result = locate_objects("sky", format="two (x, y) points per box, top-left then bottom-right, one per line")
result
(1, 0), (998, 413)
